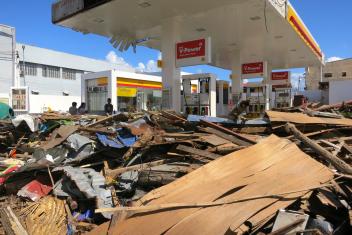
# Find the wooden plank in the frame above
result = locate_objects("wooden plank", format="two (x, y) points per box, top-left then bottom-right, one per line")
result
(0, 207), (28, 235)
(200, 119), (256, 145)
(96, 184), (331, 213)
(85, 114), (120, 128)
(176, 145), (222, 160)
(267, 110), (352, 126)
(106, 158), (182, 179)
(285, 123), (352, 175)
(201, 127), (251, 146)
(79, 127), (116, 135)
(199, 134), (230, 146)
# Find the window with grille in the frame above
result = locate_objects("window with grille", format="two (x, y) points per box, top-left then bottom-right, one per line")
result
(42, 65), (60, 78)
(19, 62), (37, 76)
(62, 68), (77, 80)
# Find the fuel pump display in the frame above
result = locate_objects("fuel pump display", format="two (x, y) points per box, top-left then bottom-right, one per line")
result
(181, 73), (217, 117)
(242, 83), (267, 118)
(273, 87), (292, 108)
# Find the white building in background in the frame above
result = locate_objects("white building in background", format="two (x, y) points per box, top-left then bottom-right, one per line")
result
(304, 58), (352, 104)
(16, 43), (135, 113)
(0, 24), (16, 104)
(0, 24), (135, 113)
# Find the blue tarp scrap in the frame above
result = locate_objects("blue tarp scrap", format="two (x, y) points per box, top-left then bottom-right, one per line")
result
(96, 128), (137, 149)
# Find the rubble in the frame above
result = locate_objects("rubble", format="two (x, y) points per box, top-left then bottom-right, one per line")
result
(0, 109), (350, 234)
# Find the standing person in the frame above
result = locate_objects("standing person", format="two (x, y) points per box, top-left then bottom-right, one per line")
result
(78, 102), (86, 115)
(69, 102), (78, 115)
(104, 98), (114, 115)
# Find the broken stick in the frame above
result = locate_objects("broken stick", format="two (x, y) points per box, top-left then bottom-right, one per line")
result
(106, 158), (182, 179)
(285, 123), (352, 175)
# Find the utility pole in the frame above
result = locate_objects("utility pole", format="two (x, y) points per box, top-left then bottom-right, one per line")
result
(22, 45), (26, 86)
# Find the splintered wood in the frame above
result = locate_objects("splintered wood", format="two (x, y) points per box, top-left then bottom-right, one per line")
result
(90, 135), (334, 235)
(18, 197), (67, 235)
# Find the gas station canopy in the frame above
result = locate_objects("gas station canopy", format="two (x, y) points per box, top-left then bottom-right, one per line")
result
(53, 0), (324, 70)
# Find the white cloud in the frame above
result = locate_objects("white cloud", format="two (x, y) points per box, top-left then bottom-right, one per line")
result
(105, 51), (135, 71)
(146, 60), (160, 72)
(136, 59), (161, 73)
(136, 62), (146, 72)
(325, 56), (343, 63)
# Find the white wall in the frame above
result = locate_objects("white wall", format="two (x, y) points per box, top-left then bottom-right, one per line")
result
(29, 94), (81, 113)
(0, 25), (15, 100)
(300, 90), (322, 103)
(16, 43), (135, 73)
(329, 80), (352, 104)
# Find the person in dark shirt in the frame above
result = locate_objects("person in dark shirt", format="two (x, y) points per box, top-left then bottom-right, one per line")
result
(104, 98), (113, 115)
(69, 102), (78, 115)
(78, 102), (86, 115)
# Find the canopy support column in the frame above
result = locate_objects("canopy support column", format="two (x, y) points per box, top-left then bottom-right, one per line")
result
(161, 18), (181, 113)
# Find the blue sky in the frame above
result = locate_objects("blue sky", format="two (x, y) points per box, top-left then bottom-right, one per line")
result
(0, 0), (350, 85)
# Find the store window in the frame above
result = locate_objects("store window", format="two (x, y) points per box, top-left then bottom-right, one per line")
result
(324, 73), (333, 78)
(62, 68), (77, 80)
(216, 85), (219, 104)
(19, 62), (37, 76)
(42, 65), (60, 78)
(223, 86), (229, 105)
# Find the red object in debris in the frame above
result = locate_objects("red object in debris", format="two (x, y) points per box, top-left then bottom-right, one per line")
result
(242, 62), (264, 74)
(176, 39), (206, 59)
(9, 149), (16, 158)
(0, 165), (20, 185)
(17, 179), (53, 201)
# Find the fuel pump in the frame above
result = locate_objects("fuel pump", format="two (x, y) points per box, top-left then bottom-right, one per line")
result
(274, 87), (292, 108)
(242, 82), (267, 118)
(181, 73), (216, 117)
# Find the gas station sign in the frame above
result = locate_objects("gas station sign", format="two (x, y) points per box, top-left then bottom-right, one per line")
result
(176, 38), (211, 67)
(272, 71), (289, 80)
(241, 62), (267, 79)
(271, 71), (291, 87)
(242, 62), (264, 75)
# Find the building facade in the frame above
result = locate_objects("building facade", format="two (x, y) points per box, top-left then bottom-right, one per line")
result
(0, 24), (135, 113)
(15, 43), (134, 113)
(0, 25), (16, 104)
(305, 59), (352, 104)
(306, 58), (352, 90)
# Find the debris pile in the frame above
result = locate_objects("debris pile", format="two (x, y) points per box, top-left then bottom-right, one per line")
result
(0, 110), (351, 235)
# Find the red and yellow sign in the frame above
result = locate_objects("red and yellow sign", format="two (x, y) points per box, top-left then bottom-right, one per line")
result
(97, 77), (162, 90)
(287, 5), (322, 59)
(117, 77), (162, 89)
(117, 87), (137, 97)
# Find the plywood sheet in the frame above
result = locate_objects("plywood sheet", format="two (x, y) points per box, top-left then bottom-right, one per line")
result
(266, 111), (352, 126)
(106, 135), (333, 235)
